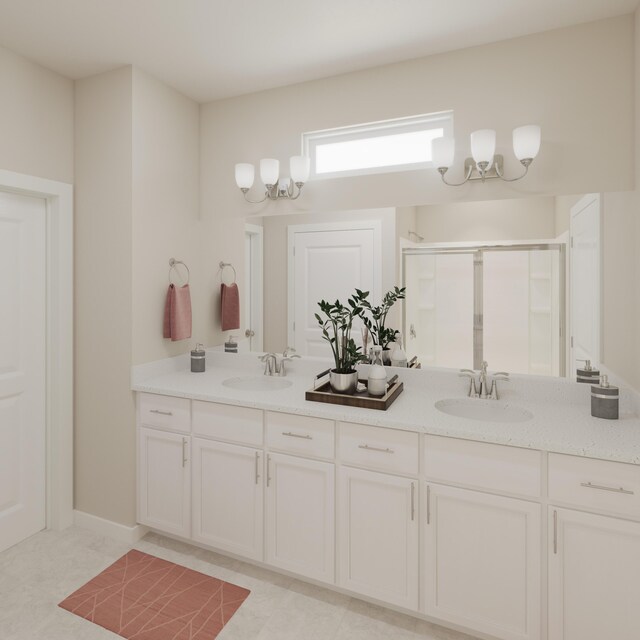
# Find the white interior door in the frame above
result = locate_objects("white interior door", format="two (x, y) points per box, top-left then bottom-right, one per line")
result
(570, 194), (601, 373)
(289, 221), (381, 356)
(0, 191), (46, 553)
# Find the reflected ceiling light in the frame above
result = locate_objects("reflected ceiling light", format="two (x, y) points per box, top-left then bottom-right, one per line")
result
(235, 156), (310, 203)
(432, 125), (541, 186)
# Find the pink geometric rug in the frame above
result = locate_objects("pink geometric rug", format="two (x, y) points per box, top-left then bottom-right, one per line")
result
(59, 549), (250, 640)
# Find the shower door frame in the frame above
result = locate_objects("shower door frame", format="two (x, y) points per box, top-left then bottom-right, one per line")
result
(402, 241), (567, 376)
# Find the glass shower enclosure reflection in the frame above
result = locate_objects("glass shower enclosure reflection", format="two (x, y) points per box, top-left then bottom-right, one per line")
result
(403, 243), (565, 377)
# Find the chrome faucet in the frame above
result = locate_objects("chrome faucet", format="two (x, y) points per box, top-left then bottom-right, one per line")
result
(260, 348), (301, 377)
(459, 361), (509, 399)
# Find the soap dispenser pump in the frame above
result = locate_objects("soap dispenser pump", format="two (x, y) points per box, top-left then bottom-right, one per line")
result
(577, 359), (600, 384)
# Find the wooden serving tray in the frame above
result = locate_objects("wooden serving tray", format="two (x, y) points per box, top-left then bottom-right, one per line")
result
(305, 374), (403, 411)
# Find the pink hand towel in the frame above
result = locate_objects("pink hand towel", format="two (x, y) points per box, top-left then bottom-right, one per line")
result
(163, 284), (192, 341)
(220, 283), (240, 331)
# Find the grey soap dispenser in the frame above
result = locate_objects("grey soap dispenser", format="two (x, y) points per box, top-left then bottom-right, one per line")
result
(190, 343), (206, 372)
(591, 375), (619, 420)
(577, 359), (600, 384)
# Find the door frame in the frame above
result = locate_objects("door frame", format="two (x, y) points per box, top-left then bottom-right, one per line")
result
(0, 169), (73, 532)
(569, 193), (602, 374)
(244, 223), (264, 352)
(287, 219), (382, 351)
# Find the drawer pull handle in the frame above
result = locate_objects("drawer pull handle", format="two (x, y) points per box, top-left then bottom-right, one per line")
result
(358, 444), (394, 454)
(427, 485), (431, 525)
(282, 431), (312, 440)
(580, 482), (635, 495)
(150, 409), (173, 416)
(553, 509), (558, 554)
(182, 437), (188, 467)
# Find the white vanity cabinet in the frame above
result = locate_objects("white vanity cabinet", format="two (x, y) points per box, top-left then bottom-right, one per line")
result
(423, 483), (541, 640)
(265, 452), (335, 583)
(548, 453), (640, 640)
(338, 466), (419, 610)
(548, 507), (640, 640)
(137, 426), (191, 537)
(191, 438), (264, 561)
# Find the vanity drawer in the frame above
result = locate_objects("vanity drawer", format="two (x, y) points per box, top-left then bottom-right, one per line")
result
(193, 401), (263, 446)
(138, 393), (190, 433)
(339, 422), (419, 475)
(424, 435), (541, 497)
(548, 453), (640, 518)
(266, 412), (334, 459)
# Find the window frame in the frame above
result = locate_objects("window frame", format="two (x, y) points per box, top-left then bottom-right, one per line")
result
(302, 111), (454, 180)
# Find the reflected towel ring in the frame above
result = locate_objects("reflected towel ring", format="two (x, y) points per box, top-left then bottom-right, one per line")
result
(169, 258), (190, 286)
(219, 261), (237, 285)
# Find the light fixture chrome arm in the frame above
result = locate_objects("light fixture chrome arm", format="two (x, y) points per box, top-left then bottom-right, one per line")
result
(438, 164), (474, 187)
(240, 188), (269, 204)
(494, 158), (532, 183)
(240, 180), (305, 203)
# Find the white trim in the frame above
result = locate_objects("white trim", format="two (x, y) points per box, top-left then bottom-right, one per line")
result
(569, 193), (602, 372)
(244, 223), (264, 352)
(74, 510), (149, 544)
(0, 169), (74, 532)
(287, 218), (383, 350)
(303, 111), (454, 180)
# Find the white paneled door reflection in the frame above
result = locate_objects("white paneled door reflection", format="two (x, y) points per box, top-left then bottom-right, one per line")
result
(0, 191), (46, 553)
(290, 222), (381, 357)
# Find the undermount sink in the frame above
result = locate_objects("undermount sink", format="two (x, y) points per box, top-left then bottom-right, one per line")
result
(222, 376), (293, 392)
(435, 398), (534, 423)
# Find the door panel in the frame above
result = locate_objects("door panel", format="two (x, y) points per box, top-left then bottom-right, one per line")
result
(266, 453), (334, 583)
(291, 223), (381, 356)
(0, 191), (46, 553)
(424, 484), (541, 640)
(192, 438), (263, 561)
(549, 508), (640, 640)
(338, 466), (418, 610)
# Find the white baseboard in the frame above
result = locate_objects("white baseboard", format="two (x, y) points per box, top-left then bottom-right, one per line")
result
(74, 510), (149, 544)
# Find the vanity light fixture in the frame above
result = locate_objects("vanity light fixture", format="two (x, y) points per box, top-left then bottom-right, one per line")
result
(235, 156), (310, 203)
(432, 125), (541, 186)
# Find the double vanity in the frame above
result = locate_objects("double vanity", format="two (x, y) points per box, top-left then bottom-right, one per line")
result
(132, 352), (640, 640)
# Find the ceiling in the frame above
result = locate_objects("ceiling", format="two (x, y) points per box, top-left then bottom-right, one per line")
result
(0, 0), (636, 103)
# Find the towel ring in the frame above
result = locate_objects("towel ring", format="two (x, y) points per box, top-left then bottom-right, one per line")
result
(219, 261), (237, 285)
(169, 258), (190, 286)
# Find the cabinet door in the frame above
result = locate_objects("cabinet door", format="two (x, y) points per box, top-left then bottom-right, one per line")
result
(137, 427), (190, 537)
(338, 466), (418, 610)
(266, 453), (334, 583)
(424, 483), (540, 640)
(549, 507), (640, 640)
(192, 438), (263, 561)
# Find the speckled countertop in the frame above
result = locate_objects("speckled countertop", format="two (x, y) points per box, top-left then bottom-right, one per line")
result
(132, 352), (640, 465)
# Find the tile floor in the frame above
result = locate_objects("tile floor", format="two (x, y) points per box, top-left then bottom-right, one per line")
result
(0, 527), (478, 640)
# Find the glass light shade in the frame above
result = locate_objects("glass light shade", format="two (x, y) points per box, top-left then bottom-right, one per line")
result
(290, 155), (310, 183)
(260, 158), (280, 185)
(431, 137), (455, 168)
(235, 163), (255, 189)
(470, 129), (497, 166)
(513, 125), (541, 161)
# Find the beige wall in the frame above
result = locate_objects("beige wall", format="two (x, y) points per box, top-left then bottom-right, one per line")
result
(415, 197), (557, 243)
(132, 68), (202, 365)
(200, 16), (634, 348)
(74, 67), (136, 526)
(261, 208), (396, 352)
(0, 44), (74, 183)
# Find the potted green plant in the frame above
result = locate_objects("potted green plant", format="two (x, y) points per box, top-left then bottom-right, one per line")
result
(315, 290), (369, 394)
(358, 286), (406, 363)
